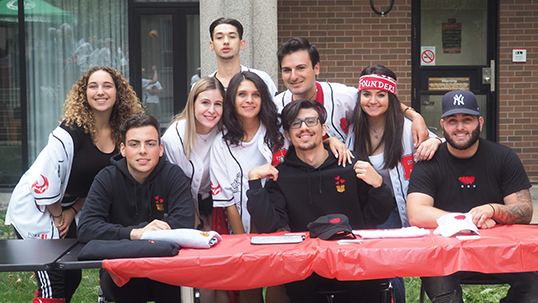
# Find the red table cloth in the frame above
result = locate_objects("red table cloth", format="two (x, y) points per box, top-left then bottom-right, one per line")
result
(103, 225), (538, 289)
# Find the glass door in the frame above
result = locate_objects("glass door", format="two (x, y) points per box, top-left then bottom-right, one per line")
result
(412, 0), (498, 140)
(130, 3), (199, 129)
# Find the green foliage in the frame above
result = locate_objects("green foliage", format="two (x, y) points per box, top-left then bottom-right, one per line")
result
(405, 276), (508, 303)
(0, 209), (16, 240)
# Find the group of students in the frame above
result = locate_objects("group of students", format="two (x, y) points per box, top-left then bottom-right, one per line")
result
(4, 16), (537, 303)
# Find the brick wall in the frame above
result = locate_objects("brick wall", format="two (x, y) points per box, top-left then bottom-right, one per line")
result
(498, 0), (538, 183)
(277, 0), (538, 183)
(277, 0), (413, 104)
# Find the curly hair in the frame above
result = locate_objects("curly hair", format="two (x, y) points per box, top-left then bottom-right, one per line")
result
(62, 66), (143, 146)
(222, 71), (284, 152)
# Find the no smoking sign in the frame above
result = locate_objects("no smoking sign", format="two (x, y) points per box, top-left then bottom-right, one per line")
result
(421, 46), (436, 66)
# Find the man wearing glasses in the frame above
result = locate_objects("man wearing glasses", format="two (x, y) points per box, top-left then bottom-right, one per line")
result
(246, 100), (393, 302)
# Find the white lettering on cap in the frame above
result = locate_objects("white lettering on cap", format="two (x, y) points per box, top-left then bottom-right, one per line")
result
(453, 94), (465, 106)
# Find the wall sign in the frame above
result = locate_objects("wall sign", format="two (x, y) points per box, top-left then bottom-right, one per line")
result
(442, 19), (461, 54)
(428, 77), (470, 91)
(512, 49), (527, 63)
(421, 46), (436, 66)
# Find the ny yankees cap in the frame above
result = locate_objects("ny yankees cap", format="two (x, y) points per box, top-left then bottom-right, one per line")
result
(441, 89), (480, 118)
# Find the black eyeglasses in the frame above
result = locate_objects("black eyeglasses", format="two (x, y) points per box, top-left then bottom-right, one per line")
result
(289, 117), (320, 129)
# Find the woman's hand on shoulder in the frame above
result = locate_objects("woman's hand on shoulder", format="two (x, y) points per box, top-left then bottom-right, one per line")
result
(414, 137), (442, 162)
(325, 137), (354, 167)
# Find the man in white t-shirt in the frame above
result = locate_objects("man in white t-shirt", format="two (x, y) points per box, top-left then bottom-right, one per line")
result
(207, 17), (277, 96)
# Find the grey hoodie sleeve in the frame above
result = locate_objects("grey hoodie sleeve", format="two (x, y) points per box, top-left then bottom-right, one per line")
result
(246, 179), (288, 233)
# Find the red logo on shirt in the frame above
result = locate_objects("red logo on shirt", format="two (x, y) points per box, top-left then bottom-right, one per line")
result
(459, 176), (475, 185)
(271, 149), (288, 166)
(211, 182), (222, 196)
(330, 218), (341, 224)
(31, 174), (49, 194)
(458, 176), (477, 189)
(155, 196), (164, 211)
(340, 118), (349, 135)
(454, 215), (466, 220)
(401, 155), (415, 180)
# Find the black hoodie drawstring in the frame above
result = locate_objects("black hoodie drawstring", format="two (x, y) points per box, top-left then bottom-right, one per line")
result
(146, 182), (152, 217)
(307, 168), (312, 203)
(318, 168), (323, 194)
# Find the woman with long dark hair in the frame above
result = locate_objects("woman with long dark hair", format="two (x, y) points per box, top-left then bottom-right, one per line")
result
(210, 71), (285, 235)
(347, 64), (441, 302)
(210, 71), (287, 303)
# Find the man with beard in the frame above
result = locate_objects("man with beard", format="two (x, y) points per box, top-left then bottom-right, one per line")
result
(246, 100), (393, 302)
(407, 89), (538, 303)
(207, 18), (277, 96)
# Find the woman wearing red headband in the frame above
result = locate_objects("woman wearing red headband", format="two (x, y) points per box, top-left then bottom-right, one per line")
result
(346, 65), (442, 303)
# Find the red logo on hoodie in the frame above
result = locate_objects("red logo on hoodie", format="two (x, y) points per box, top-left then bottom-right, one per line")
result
(155, 196), (164, 211)
(335, 176), (346, 193)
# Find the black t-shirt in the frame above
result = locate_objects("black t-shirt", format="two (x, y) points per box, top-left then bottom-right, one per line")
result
(408, 138), (531, 212)
(60, 122), (118, 199)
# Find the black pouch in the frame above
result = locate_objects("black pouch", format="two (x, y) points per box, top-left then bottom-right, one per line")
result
(78, 239), (180, 260)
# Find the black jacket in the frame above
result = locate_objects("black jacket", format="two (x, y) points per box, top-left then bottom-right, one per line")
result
(247, 143), (393, 233)
(78, 154), (195, 243)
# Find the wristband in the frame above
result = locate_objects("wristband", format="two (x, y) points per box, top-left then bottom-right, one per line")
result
(52, 212), (62, 218)
(70, 206), (78, 215)
(436, 137), (443, 143)
(404, 106), (415, 113)
(488, 203), (495, 217)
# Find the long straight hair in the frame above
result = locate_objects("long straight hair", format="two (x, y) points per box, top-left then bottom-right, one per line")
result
(351, 65), (404, 169)
(222, 71), (284, 152)
(172, 76), (225, 159)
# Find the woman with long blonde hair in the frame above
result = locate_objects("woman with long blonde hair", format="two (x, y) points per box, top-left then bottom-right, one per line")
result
(162, 76), (228, 303)
(6, 66), (143, 303)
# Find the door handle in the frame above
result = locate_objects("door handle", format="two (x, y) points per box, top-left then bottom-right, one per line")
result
(482, 60), (495, 92)
(490, 59), (495, 92)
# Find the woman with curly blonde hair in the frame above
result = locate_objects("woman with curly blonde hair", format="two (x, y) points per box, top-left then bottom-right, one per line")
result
(6, 66), (143, 303)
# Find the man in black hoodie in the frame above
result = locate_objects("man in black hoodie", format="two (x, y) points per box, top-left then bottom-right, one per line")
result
(78, 114), (194, 302)
(247, 100), (393, 302)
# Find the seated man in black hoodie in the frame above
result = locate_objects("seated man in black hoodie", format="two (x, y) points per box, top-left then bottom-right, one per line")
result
(247, 100), (393, 302)
(78, 114), (194, 303)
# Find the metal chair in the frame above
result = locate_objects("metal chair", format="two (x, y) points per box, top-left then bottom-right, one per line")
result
(419, 272), (505, 303)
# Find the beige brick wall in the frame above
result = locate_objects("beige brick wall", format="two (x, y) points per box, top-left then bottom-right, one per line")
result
(277, 0), (538, 183)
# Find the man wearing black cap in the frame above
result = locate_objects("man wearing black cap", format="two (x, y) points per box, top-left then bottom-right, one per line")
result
(247, 100), (393, 302)
(407, 89), (538, 302)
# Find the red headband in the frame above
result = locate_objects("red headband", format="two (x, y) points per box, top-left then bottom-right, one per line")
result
(358, 74), (397, 95)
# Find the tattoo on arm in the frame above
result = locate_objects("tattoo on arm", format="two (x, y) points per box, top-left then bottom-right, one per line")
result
(497, 190), (533, 224)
